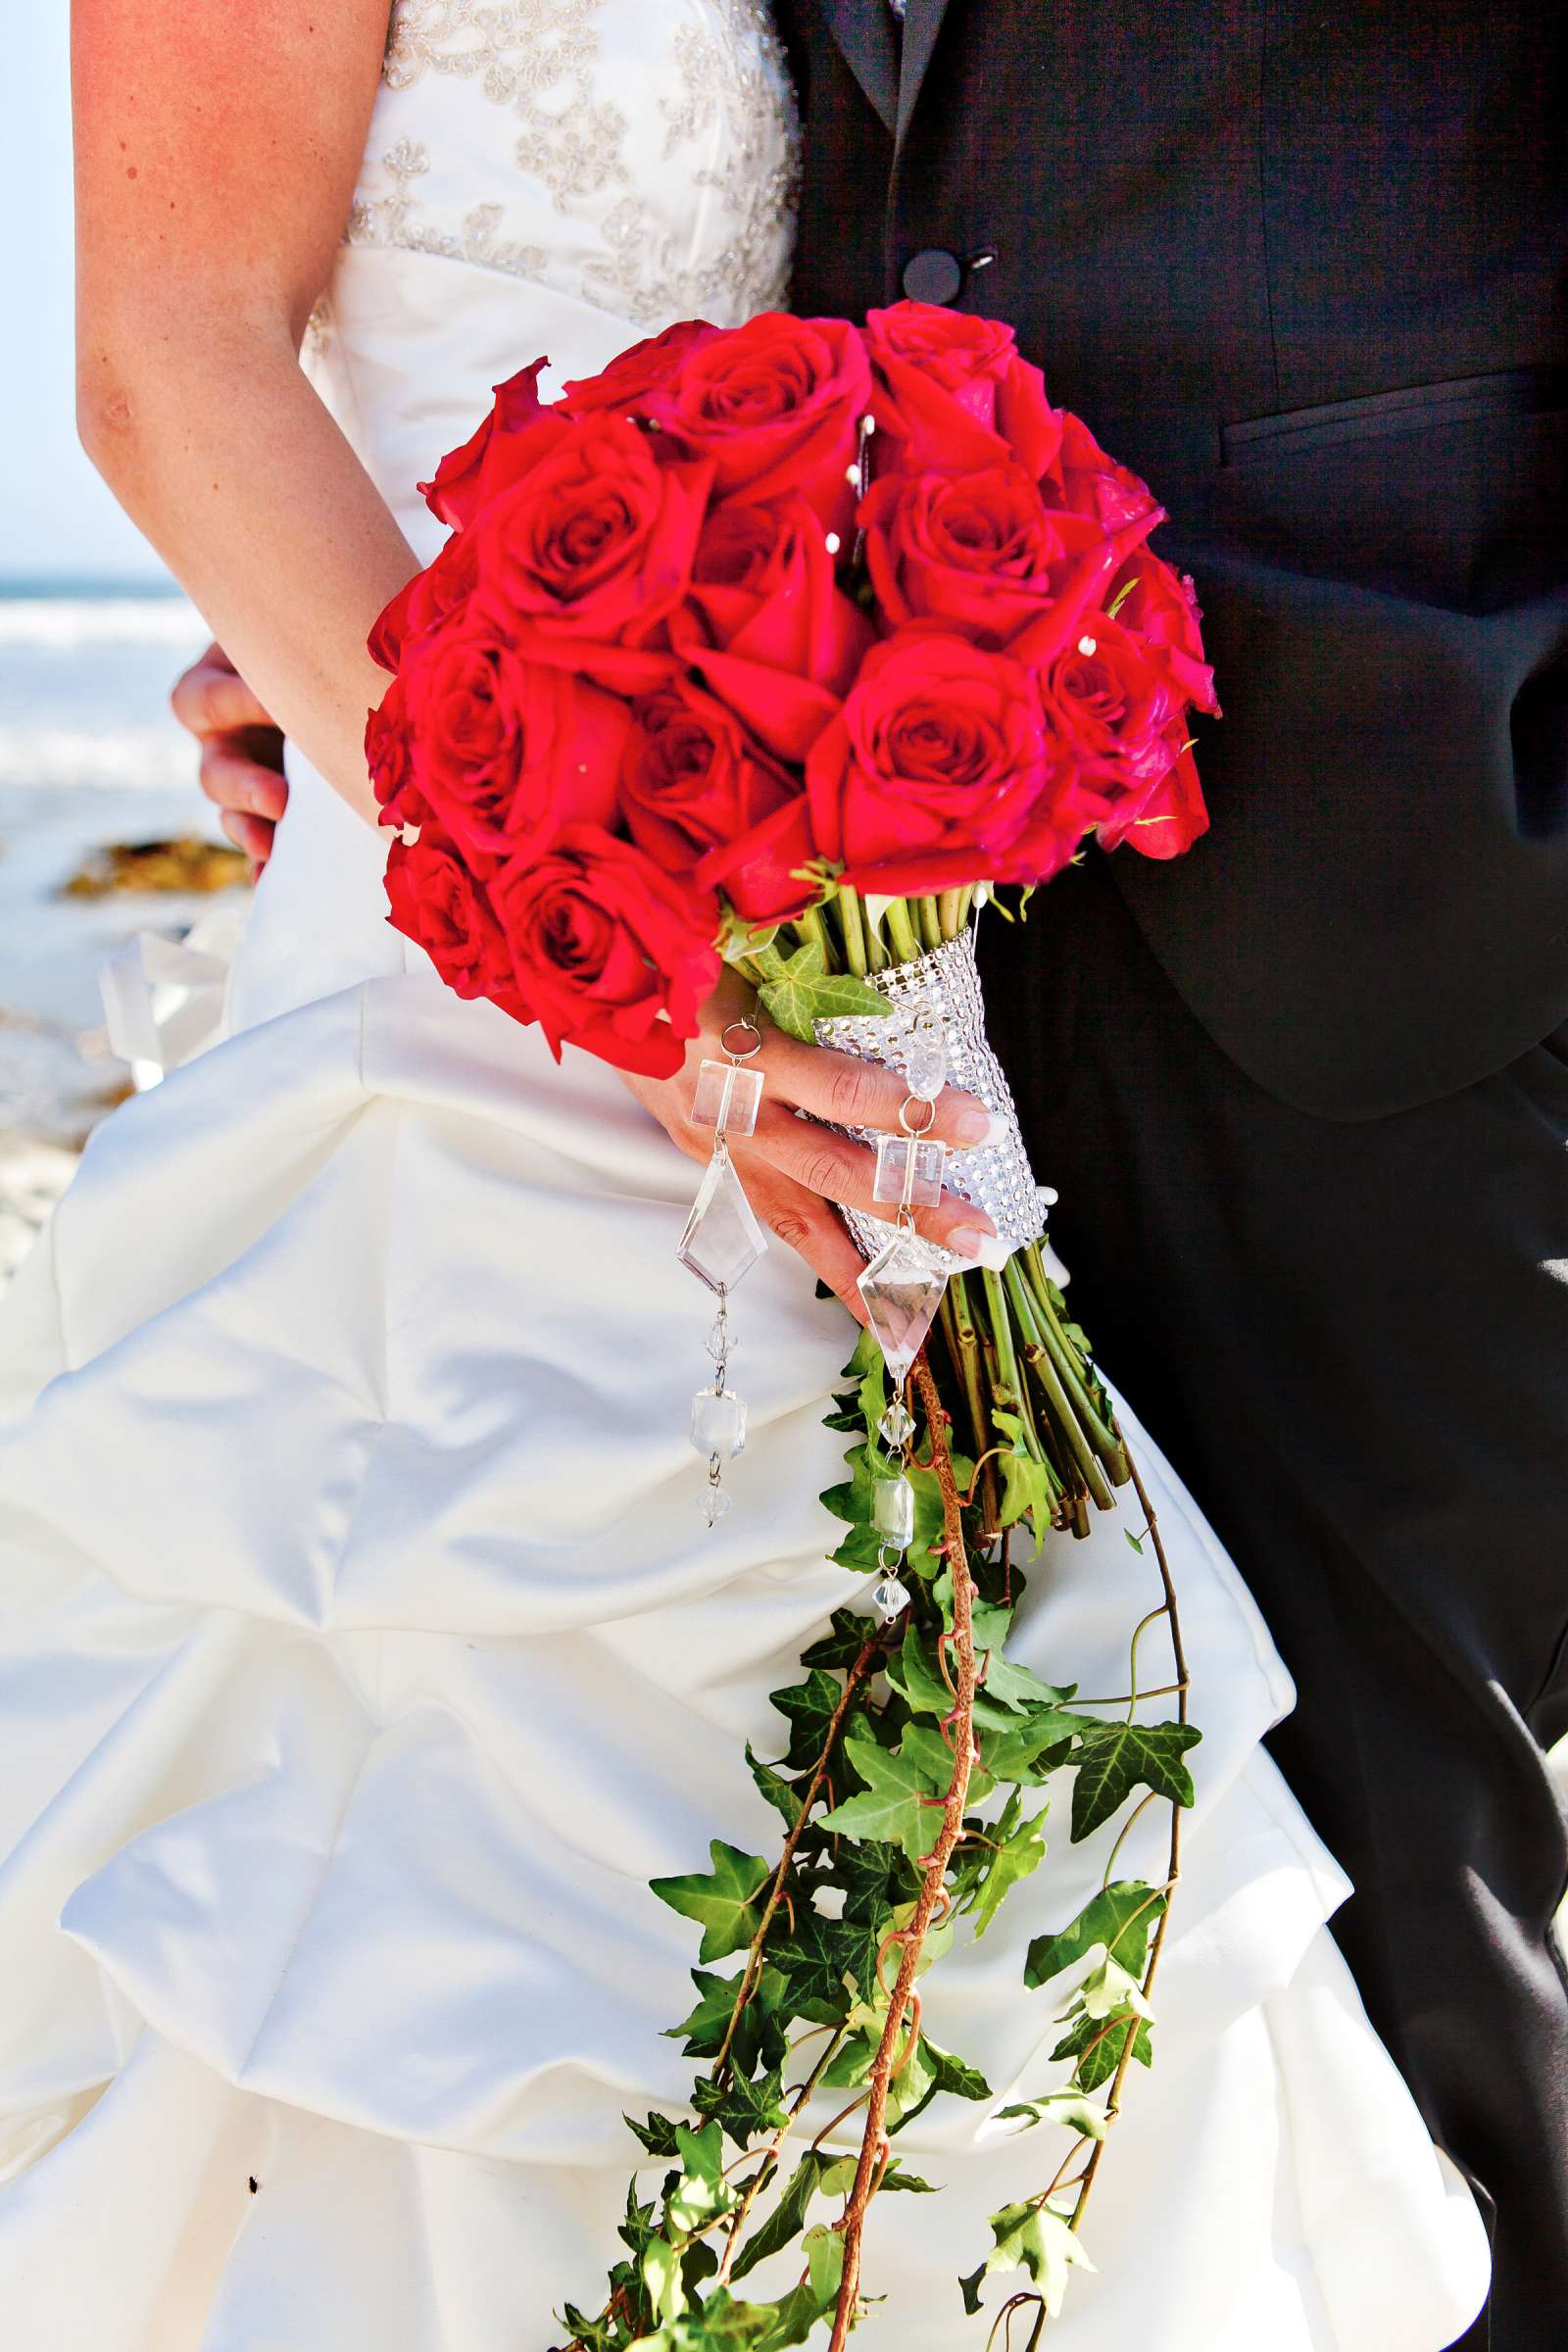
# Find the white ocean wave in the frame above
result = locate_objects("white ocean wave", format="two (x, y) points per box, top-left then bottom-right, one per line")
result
(0, 597), (208, 651)
(0, 726), (198, 793)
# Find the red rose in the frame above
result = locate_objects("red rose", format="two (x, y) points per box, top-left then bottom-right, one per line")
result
(807, 631), (1082, 894)
(643, 314), (873, 535)
(473, 414), (711, 693)
(1096, 745), (1209, 860)
(622, 674), (797, 878)
(1038, 613), (1184, 797)
(559, 320), (719, 419)
(366, 672), (429, 834)
(1105, 551), (1219, 714)
(369, 526), (481, 674)
(490, 825), (719, 1077)
(671, 493), (874, 761)
(396, 613), (627, 859)
(384, 826), (523, 1014)
(861, 464), (1116, 645)
(417, 361), (551, 532)
(1041, 412), (1161, 532)
(864, 300), (1061, 478)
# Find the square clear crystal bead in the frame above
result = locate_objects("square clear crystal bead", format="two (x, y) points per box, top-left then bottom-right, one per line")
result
(872, 1472), (915, 1547)
(873, 1133), (947, 1209)
(690, 1059), (762, 1141)
(691, 1385), (747, 1460)
(677, 1150), (768, 1295)
(858, 1234), (949, 1382)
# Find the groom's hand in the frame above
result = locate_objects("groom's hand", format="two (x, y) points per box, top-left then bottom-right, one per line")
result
(620, 969), (1000, 1325)
(171, 643), (288, 871)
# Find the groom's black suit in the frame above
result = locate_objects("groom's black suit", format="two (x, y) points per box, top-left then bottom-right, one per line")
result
(772, 4), (1568, 2343)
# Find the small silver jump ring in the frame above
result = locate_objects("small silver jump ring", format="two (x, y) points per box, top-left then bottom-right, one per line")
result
(898, 1094), (938, 1139)
(721, 1018), (764, 1062)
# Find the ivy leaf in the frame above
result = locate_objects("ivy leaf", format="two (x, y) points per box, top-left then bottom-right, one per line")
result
(772, 1905), (889, 2023)
(996, 2091), (1109, 2141)
(991, 1408), (1059, 1538)
(666, 2121), (731, 2236)
(900, 1720), (992, 1807)
(832, 1835), (912, 1919)
(652, 1839), (772, 1964)
(819, 1728), (950, 1866)
(970, 1600), (1082, 1716)
(692, 2060), (790, 2149)
(664, 1969), (746, 2057)
(746, 1743), (805, 1831)
(880, 2160), (940, 2192)
(625, 2107), (683, 2159)
(1052, 2007), (1152, 2091)
(922, 2037), (993, 2103)
(1079, 1955), (1153, 2022)
(966, 1796), (1049, 1938)
(1023, 1881), (1168, 1989)
(801, 1607), (878, 1673)
(758, 2226), (846, 2347)
(756, 939), (892, 1044)
(718, 905), (779, 967)
(1069, 1720), (1202, 1841)
(958, 2199), (1096, 2321)
(768, 1669), (843, 1770)
(727, 2151), (826, 2282)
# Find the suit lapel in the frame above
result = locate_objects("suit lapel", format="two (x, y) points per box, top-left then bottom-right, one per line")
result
(896, 0), (956, 148)
(818, 0), (901, 134)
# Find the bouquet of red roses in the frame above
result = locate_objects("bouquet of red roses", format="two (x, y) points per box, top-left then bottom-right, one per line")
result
(367, 300), (1215, 1542)
(366, 306), (1216, 2345)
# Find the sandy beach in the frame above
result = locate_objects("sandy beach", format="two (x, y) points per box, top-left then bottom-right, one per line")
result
(0, 583), (251, 1286)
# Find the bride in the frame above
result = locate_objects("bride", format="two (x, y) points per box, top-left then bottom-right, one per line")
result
(1, 4), (1487, 2345)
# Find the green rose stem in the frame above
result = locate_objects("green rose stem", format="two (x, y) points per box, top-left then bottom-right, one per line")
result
(828, 1351), (977, 2352)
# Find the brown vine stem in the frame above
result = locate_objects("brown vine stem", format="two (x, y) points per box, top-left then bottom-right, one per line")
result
(1060, 1431), (1188, 2244)
(712, 1633), (885, 2082)
(714, 2028), (849, 2286)
(828, 1350), (977, 2352)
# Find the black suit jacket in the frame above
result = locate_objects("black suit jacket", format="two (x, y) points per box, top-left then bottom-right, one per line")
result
(773, 0), (1568, 1117)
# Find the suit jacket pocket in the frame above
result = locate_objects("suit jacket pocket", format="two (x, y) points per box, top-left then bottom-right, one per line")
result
(1214, 369), (1567, 613)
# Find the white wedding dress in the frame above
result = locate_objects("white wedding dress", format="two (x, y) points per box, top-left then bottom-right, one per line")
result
(0, 7), (1490, 2348)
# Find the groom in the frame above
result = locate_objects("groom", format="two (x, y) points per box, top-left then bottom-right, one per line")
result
(763, 4), (1568, 2347)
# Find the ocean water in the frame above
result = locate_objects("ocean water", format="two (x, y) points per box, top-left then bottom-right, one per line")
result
(0, 579), (229, 1143)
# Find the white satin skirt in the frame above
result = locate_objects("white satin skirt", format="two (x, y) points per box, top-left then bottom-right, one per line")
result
(0, 758), (1489, 2350)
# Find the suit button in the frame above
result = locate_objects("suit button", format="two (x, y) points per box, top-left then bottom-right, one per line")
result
(901, 248), (964, 306)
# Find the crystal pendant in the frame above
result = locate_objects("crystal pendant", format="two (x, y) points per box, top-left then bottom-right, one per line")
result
(699, 1485), (735, 1529)
(872, 1472), (915, 1547)
(878, 1397), (915, 1449)
(677, 1150), (768, 1295)
(705, 1314), (738, 1363)
(872, 1574), (911, 1623)
(858, 1234), (949, 1382)
(872, 1133), (947, 1209)
(691, 1385), (747, 1460)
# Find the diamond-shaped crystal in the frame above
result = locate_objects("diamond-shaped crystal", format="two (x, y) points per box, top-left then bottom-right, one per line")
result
(858, 1235), (949, 1382)
(878, 1397), (915, 1449)
(705, 1314), (738, 1363)
(872, 1574), (911, 1622)
(904, 1011), (947, 1102)
(677, 1151), (768, 1295)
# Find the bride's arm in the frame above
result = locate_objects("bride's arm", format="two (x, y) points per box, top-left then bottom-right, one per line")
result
(73, 0), (415, 825)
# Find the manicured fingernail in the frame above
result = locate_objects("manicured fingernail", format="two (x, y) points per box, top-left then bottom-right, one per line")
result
(956, 1109), (1006, 1148)
(950, 1224), (990, 1258)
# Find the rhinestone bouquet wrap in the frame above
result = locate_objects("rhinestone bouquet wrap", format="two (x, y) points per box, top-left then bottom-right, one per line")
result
(815, 927), (1046, 1274)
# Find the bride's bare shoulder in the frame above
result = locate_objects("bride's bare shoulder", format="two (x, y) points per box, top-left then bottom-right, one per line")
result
(72, 0), (388, 340)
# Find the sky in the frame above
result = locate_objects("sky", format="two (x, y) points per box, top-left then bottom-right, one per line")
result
(4, 10), (169, 585)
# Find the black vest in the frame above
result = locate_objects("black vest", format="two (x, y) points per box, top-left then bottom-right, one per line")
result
(773, 0), (1568, 1117)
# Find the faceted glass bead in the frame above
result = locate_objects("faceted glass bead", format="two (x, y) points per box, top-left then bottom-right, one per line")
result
(872, 1133), (947, 1210)
(858, 1235), (949, 1382)
(872, 1472), (915, 1547)
(677, 1150), (768, 1295)
(699, 1486), (734, 1529)
(690, 1058), (763, 1141)
(872, 1574), (911, 1623)
(878, 1397), (915, 1449)
(705, 1314), (737, 1363)
(904, 1014), (947, 1102)
(691, 1385), (747, 1461)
